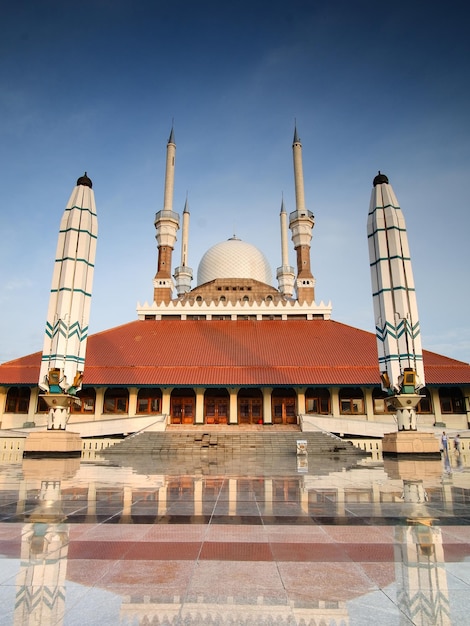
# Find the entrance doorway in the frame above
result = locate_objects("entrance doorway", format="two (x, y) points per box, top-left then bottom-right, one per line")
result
(272, 389), (297, 424)
(170, 389), (195, 424)
(238, 389), (263, 424)
(204, 390), (229, 424)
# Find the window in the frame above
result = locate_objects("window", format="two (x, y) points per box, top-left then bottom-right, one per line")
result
(339, 388), (365, 415)
(5, 387), (30, 413)
(439, 387), (465, 414)
(417, 387), (432, 414)
(137, 389), (162, 414)
(71, 388), (96, 413)
(306, 388), (330, 414)
(372, 388), (394, 414)
(103, 388), (129, 414)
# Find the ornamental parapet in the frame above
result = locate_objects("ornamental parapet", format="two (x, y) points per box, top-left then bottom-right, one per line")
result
(137, 297), (332, 320)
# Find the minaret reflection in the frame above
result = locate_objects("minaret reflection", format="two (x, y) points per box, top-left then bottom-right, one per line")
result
(14, 458), (79, 626)
(386, 460), (451, 625)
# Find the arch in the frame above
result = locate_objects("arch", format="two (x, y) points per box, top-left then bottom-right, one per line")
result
(5, 386), (30, 413)
(339, 387), (365, 415)
(439, 387), (465, 414)
(372, 388), (394, 414)
(305, 387), (330, 414)
(417, 387), (432, 414)
(272, 387), (297, 424)
(238, 388), (263, 424)
(137, 388), (162, 414)
(103, 388), (129, 414)
(204, 388), (229, 424)
(170, 388), (195, 424)
(71, 388), (96, 414)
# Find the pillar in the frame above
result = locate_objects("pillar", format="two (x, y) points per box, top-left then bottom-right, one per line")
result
(95, 387), (106, 416)
(195, 388), (205, 424)
(296, 387), (306, 415)
(28, 387), (40, 421)
(430, 388), (443, 424)
(262, 387), (273, 424)
(331, 386), (340, 418)
(229, 388), (239, 425)
(128, 387), (138, 417)
(364, 387), (375, 421)
(161, 388), (172, 417)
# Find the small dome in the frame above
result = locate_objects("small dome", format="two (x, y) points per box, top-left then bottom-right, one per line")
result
(77, 172), (92, 188)
(197, 237), (273, 286)
(373, 171), (389, 187)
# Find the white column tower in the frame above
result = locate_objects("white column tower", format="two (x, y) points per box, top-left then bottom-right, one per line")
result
(153, 127), (180, 305)
(38, 173), (97, 430)
(276, 197), (295, 298)
(289, 125), (315, 304)
(174, 197), (193, 296)
(367, 172), (425, 432)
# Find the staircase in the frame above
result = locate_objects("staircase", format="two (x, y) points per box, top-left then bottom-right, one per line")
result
(102, 430), (366, 458)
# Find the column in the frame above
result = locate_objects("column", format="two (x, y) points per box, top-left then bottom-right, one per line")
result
(262, 387), (273, 424)
(430, 388), (443, 424)
(296, 387), (306, 415)
(161, 388), (172, 418)
(195, 388), (205, 424)
(331, 386), (340, 418)
(28, 387), (40, 422)
(229, 388), (239, 425)
(128, 387), (138, 417)
(95, 387), (106, 417)
(364, 387), (375, 422)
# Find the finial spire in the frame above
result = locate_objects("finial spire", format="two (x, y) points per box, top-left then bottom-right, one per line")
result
(293, 119), (300, 144)
(168, 121), (175, 144)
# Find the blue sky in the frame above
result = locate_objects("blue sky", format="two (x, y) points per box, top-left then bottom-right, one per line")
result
(1, 0), (469, 364)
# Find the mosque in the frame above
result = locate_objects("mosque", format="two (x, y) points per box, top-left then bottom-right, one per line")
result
(1, 128), (469, 437)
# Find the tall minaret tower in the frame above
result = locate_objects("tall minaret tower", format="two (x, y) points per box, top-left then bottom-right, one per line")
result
(174, 197), (193, 296)
(289, 125), (315, 304)
(153, 127), (180, 305)
(368, 172), (425, 433)
(276, 197), (295, 298)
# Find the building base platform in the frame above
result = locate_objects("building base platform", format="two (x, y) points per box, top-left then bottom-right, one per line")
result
(382, 430), (441, 457)
(23, 430), (82, 457)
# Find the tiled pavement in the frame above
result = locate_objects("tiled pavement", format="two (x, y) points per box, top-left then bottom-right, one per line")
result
(0, 445), (469, 625)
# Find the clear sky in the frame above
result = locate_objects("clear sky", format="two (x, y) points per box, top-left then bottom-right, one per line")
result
(1, 0), (469, 365)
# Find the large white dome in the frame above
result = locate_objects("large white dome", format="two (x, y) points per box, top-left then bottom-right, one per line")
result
(197, 237), (273, 286)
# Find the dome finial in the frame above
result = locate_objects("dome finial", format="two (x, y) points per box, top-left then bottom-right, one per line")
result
(373, 171), (389, 187)
(77, 172), (92, 188)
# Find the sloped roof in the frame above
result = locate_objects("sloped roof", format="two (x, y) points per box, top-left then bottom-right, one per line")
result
(1, 319), (469, 387)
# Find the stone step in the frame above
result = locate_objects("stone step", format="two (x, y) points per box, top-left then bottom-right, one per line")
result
(103, 430), (366, 457)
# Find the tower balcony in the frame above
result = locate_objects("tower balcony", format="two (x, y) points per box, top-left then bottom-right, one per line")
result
(154, 209), (180, 227)
(289, 209), (314, 225)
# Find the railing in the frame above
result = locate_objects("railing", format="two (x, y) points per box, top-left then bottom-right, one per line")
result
(122, 415), (169, 440)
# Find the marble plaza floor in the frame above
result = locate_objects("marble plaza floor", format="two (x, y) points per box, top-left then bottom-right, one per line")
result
(0, 442), (469, 625)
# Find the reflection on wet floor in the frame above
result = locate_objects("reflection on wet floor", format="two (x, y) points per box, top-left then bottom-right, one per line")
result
(0, 446), (469, 625)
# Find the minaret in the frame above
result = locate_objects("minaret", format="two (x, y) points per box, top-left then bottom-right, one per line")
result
(367, 172), (426, 433)
(174, 196), (193, 296)
(276, 197), (295, 298)
(38, 173), (97, 431)
(289, 125), (315, 303)
(153, 127), (180, 304)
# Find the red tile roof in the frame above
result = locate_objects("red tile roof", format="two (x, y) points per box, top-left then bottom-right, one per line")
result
(1, 319), (469, 387)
